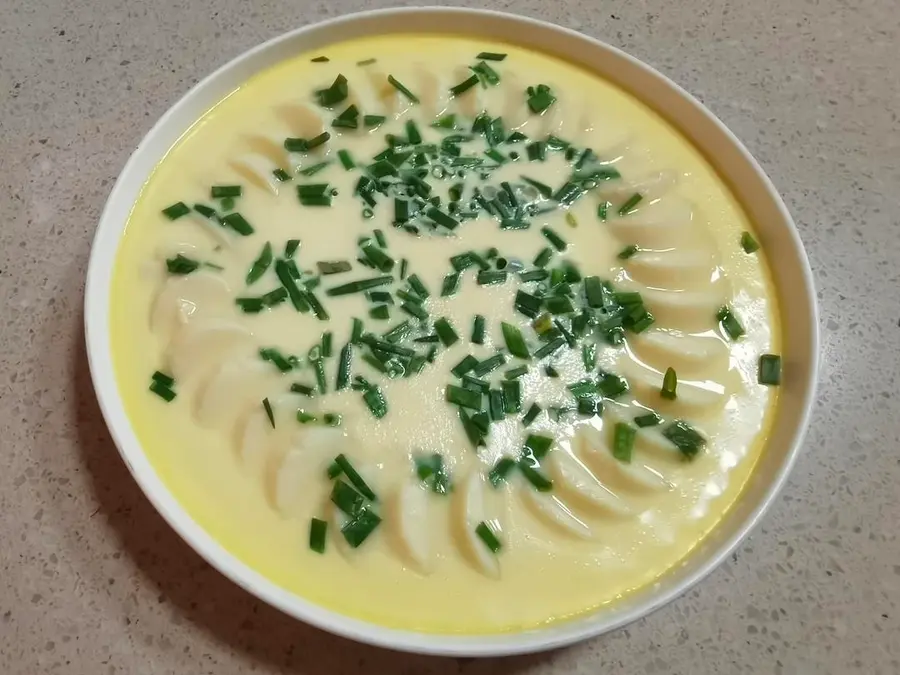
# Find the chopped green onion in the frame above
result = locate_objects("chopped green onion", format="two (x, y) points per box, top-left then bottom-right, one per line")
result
(526, 83), (556, 114)
(299, 161), (330, 176)
(446, 384), (483, 410)
(407, 274), (430, 298)
(634, 411), (662, 427)
(522, 402), (542, 427)
(475, 522), (502, 553)
(334, 454), (377, 501)
(577, 398), (602, 417)
(362, 384), (388, 418)
(597, 372), (629, 398)
(518, 461), (553, 491)
(489, 457), (517, 486)
(148, 377), (176, 401)
(451, 355), (479, 378)
(513, 290), (543, 318)
(618, 193), (643, 216)
(245, 242), (273, 285)
(311, 56), (329, 63)
(259, 347), (295, 373)
(325, 414), (342, 427)
(272, 168), (292, 183)
(612, 422), (636, 463)
(524, 433), (553, 460)
(220, 212), (254, 235)
(541, 227), (567, 252)
(500, 322), (531, 359)
(661, 367), (677, 400)
(462, 375), (490, 393)
(501, 380), (522, 413)
(309, 518), (327, 554)
(211, 185), (241, 199)
(476, 51), (507, 61)
(424, 206), (459, 231)
(161, 202), (190, 220)
(488, 390), (506, 421)
(440, 272), (461, 297)
(472, 353), (506, 377)
(400, 300), (428, 321)
(369, 304), (390, 320)
(662, 420), (705, 458)
(617, 244), (640, 260)
(597, 200), (612, 221)
(504, 365), (529, 379)
(296, 410), (318, 424)
(533, 247), (554, 268)
(758, 353), (781, 385)
(533, 337), (565, 360)
(341, 508), (382, 548)
(717, 306), (746, 341)
(434, 317), (459, 347)
(450, 74), (480, 96)
(314, 75), (348, 107)
(382, 319), (412, 342)
(326, 275), (393, 296)
(471, 315), (486, 345)
(262, 397), (275, 428)
(357, 57), (376, 66)
(526, 142), (547, 161)
(741, 231), (761, 254)
(387, 75), (419, 103)
(476, 270), (507, 285)
(290, 383), (315, 397)
(283, 239), (301, 259)
(361, 244), (394, 273)
(582, 343), (597, 371)
(165, 254), (200, 276)
(316, 260), (352, 275)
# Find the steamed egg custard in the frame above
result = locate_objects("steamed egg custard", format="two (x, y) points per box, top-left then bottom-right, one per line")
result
(111, 35), (783, 633)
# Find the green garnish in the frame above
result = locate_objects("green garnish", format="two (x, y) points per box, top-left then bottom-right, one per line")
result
(612, 422), (636, 463)
(524, 433), (553, 460)
(533, 247), (554, 268)
(331, 479), (364, 514)
(475, 522), (502, 553)
(166, 254), (200, 275)
(316, 260), (352, 275)
(220, 212), (254, 235)
(741, 231), (761, 253)
(526, 84), (556, 114)
(451, 355), (479, 378)
(634, 411), (662, 427)
(618, 193), (643, 216)
(471, 315), (486, 345)
(441, 272), (461, 297)
(471, 61), (500, 86)
(617, 244), (639, 260)
(246, 242), (273, 285)
(434, 317), (459, 347)
(326, 275), (393, 296)
(476, 270), (507, 285)
(533, 337), (565, 360)
(148, 371), (177, 401)
(400, 301), (428, 321)
(290, 383), (315, 397)
(758, 354), (781, 385)
(311, 56), (329, 63)
(361, 244), (395, 272)
(334, 453), (377, 501)
(273, 168), (292, 183)
(407, 274), (430, 298)
(314, 75), (348, 107)
(597, 372), (629, 398)
(661, 367), (677, 400)
(501, 322), (531, 359)
(362, 384), (388, 418)
(526, 142), (547, 161)
(450, 74), (480, 96)
(513, 290), (543, 318)
(662, 420), (705, 458)
(582, 343), (597, 371)
(472, 353), (506, 377)
(518, 461), (553, 491)
(309, 518), (327, 554)
(504, 365), (529, 379)
(323, 412), (342, 427)
(522, 402), (542, 427)
(541, 226), (567, 251)
(446, 384), (482, 410)
(501, 379), (522, 413)
(284, 239), (301, 258)
(414, 453), (452, 495)
(363, 114), (386, 128)
(369, 304), (390, 320)
(357, 58), (377, 66)
(161, 202), (190, 220)
(341, 508), (382, 548)
(489, 457), (517, 486)
(211, 185), (241, 199)
(299, 161), (330, 176)
(597, 200), (612, 221)
(262, 397), (275, 428)
(717, 306), (746, 341)
(476, 51), (507, 61)
(387, 75), (419, 103)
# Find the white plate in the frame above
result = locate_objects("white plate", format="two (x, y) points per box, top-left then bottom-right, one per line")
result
(84, 7), (818, 657)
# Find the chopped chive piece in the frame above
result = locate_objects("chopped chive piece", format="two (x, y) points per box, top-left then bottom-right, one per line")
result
(367, 290), (393, 305)
(533, 247), (554, 268)
(617, 244), (639, 260)
(612, 422), (636, 463)
(458, 408), (486, 448)
(446, 384), (482, 410)
(235, 297), (264, 313)
(324, 413), (342, 429)
(577, 398), (602, 417)
(533, 337), (565, 360)
(363, 114), (386, 128)
(450, 74), (480, 96)
(522, 402), (541, 427)
(519, 461), (553, 491)
(211, 185), (241, 199)
(582, 343), (597, 371)
(316, 260), (352, 275)
(369, 304), (390, 320)
(162, 201), (190, 220)
(334, 343), (353, 391)
(489, 390), (506, 421)
(220, 212), (254, 236)
(662, 420), (705, 458)
(544, 364), (559, 378)
(758, 354), (782, 385)
(407, 274), (430, 299)
(311, 56), (329, 63)
(526, 83), (556, 114)
(399, 259), (408, 280)
(334, 454), (377, 501)
(434, 317), (458, 347)
(165, 254), (200, 275)
(262, 397), (276, 429)
(361, 244), (395, 272)
(400, 300), (428, 321)
(245, 242), (273, 285)
(151, 370), (175, 387)
(501, 322), (531, 359)
(148, 378), (176, 401)
(326, 275), (393, 296)
(451, 355), (479, 378)
(475, 521), (502, 553)
(341, 507), (382, 548)
(501, 380), (522, 413)
(350, 318), (365, 344)
(309, 518), (327, 554)
(471, 61), (501, 86)
(382, 319), (412, 342)
(661, 367), (677, 400)
(630, 311), (655, 334)
(314, 75), (348, 107)
(476, 270), (507, 285)
(472, 353), (506, 377)
(717, 306), (746, 340)
(291, 382), (315, 397)
(741, 231), (761, 253)
(424, 206), (459, 230)
(440, 271), (461, 297)
(504, 365), (529, 379)
(335, 149), (355, 171)
(404, 119), (423, 145)
(618, 193), (643, 216)
(518, 269), (548, 283)
(524, 433), (553, 460)
(541, 226), (567, 251)
(568, 379), (598, 399)
(476, 51), (507, 61)
(326, 460), (342, 479)
(331, 479), (364, 515)
(462, 375), (490, 393)
(597, 200), (612, 221)
(545, 295), (575, 315)
(597, 372), (629, 398)
(489, 457), (517, 487)
(282, 239), (301, 259)
(357, 57), (377, 66)
(526, 142), (547, 161)
(304, 289), (330, 321)
(362, 384), (388, 418)
(296, 410), (317, 424)
(471, 315), (486, 345)
(299, 161), (330, 176)
(635, 411), (662, 427)
(514, 290), (543, 318)
(387, 75), (419, 103)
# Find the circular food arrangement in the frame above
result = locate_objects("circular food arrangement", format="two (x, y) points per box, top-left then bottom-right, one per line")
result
(92, 20), (810, 647)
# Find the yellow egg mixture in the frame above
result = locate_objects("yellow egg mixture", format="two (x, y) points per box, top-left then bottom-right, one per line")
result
(110, 35), (781, 633)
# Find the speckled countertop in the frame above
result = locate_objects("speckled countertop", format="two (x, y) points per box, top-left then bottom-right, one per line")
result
(1, 0), (898, 673)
